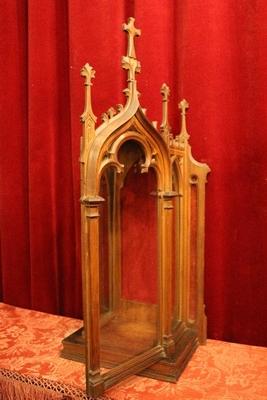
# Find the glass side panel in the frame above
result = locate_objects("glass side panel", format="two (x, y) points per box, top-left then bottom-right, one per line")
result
(99, 175), (110, 313)
(171, 164), (181, 330)
(189, 183), (198, 322)
(98, 140), (159, 368)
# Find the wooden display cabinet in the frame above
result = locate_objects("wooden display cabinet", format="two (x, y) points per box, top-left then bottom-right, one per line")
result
(61, 18), (210, 398)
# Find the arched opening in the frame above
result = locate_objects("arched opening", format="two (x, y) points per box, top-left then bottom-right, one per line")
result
(98, 139), (159, 365)
(121, 165), (157, 304)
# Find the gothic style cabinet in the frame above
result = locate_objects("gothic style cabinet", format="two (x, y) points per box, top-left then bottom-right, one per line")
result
(61, 18), (210, 398)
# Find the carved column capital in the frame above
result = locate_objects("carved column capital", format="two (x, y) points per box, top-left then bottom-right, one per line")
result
(80, 195), (105, 206)
(81, 196), (105, 218)
(150, 190), (178, 199)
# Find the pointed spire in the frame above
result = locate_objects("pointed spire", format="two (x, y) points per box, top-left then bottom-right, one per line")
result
(177, 99), (190, 146)
(160, 83), (171, 145)
(122, 18), (141, 103)
(80, 63), (96, 163)
(80, 63), (96, 124)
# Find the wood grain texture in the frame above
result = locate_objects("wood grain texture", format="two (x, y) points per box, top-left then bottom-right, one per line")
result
(62, 17), (210, 397)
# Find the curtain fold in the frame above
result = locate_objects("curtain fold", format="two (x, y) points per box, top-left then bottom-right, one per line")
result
(0, 0), (31, 308)
(0, 0), (267, 346)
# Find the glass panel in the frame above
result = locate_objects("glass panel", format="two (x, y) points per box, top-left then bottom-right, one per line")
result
(171, 163), (181, 330)
(99, 175), (110, 314)
(98, 140), (159, 369)
(189, 183), (198, 322)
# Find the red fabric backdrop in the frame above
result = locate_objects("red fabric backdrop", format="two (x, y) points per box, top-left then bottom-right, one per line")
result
(1, 0), (267, 347)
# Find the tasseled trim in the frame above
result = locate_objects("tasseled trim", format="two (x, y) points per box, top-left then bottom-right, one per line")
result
(0, 369), (113, 400)
(0, 374), (63, 400)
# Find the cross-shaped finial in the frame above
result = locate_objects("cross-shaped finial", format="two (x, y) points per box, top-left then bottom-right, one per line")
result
(122, 17), (141, 59)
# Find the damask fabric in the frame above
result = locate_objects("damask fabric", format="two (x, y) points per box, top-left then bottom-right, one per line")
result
(0, 303), (267, 400)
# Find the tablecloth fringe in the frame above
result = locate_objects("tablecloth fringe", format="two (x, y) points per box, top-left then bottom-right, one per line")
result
(0, 368), (113, 400)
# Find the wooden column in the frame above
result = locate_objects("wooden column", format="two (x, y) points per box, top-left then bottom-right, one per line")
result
(189, 172), (208, 345)
(159, 191), (177, 358)
(81, 195), (105, 398)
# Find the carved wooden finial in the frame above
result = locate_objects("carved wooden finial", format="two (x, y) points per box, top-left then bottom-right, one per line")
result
(81, 63), (95, 86)
(179, 99), (189, 116)
(121, 56), (141, 82)
(121, 18), (141, 103)
(160, 83), (171, 144)
(80, 63), (96, 123)
(122, 17), (141, 59)
(178, 99), (190, 144)
(161, 83), (170, 102)
(80, 63), (96, 165)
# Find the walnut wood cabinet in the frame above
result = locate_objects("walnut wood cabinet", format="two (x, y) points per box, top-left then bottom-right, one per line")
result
(61, 18), (210, 398)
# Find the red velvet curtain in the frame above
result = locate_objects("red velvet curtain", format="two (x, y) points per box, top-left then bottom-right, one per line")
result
(1, 0), (267, 346)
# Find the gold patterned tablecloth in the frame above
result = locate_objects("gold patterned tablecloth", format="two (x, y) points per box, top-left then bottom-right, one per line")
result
(0, 303), (266, 399)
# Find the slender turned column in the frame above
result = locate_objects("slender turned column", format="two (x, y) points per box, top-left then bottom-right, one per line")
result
(81, 195), (105, 398)
(157, 191), (178, 358)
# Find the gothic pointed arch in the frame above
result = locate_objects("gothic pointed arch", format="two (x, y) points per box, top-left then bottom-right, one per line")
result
(61, 18), (210, 398)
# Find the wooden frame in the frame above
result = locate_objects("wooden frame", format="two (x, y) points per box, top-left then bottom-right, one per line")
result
(61, 18), (210, 398)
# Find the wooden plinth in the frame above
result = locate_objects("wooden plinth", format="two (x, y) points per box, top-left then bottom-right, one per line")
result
(61, 315), (198, 382)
